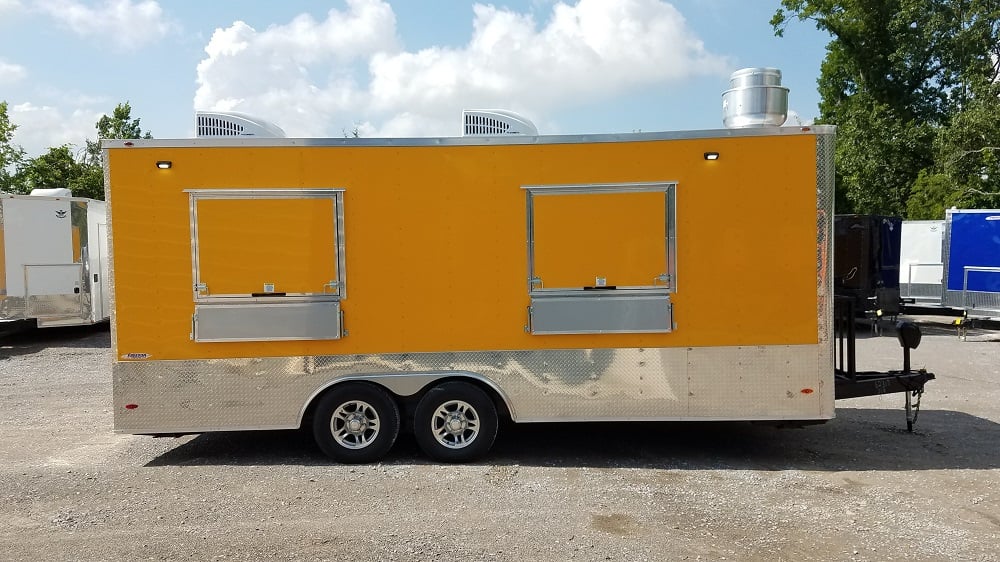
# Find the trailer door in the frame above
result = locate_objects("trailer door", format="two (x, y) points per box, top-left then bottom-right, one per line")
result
(3, 197), (86, 322)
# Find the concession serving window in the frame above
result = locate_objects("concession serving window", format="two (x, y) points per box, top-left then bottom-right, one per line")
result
(186, 188), (346, 342)
(524, 182), (676, 334)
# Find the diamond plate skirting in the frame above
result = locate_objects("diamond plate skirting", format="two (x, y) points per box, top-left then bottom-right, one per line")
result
(901, 283), (944, 303)
(944, 290), (1000, 316)
(113, 344), (831, 433)
(0, 294), (92, 325)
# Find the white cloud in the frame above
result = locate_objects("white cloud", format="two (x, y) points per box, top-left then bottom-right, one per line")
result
(194, 0), (400, 136)
(0, 59), (27, 84)
(35, 0), (175, 48)
(195, 0), (729, 137)
(0, 0), (23, 14)
(9, 103), (102, 158)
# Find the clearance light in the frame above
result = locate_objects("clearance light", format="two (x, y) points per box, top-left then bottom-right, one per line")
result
(125, 404), (139, 410)
(704, 152), (720, 161)
(156, 161), (172, 169)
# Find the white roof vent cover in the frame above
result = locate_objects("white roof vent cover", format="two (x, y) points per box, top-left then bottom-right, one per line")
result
(29, 188), (72, 197)
(463, 109), (538, 136)
(195, 111), (287, 138)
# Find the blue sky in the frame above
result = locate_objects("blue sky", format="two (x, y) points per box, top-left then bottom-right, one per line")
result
(0, 0), (831, 158)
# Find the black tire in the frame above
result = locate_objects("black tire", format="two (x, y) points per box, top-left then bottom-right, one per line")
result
(413, 381), (498, 463)
(312, 382), (400, 463)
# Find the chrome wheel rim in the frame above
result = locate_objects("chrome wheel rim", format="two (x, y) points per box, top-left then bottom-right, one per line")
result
(331, 400), (380, 450)
(430, 399), (479, 449)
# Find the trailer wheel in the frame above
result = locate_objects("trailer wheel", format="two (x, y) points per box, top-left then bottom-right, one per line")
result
(414, 382), (498, 463)
(312, 383), (399, 463)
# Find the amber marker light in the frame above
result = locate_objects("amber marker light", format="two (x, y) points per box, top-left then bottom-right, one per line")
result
(800, 388), (814, 395)
(704, 152), (720, 160)
(155, 161), (172, 169)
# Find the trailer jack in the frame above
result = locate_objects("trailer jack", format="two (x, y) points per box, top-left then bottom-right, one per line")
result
(904, 388), (923, 432)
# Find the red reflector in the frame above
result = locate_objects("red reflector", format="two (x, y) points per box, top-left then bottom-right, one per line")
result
(800, 388), (814, 395)
(125, 404), (139, 410)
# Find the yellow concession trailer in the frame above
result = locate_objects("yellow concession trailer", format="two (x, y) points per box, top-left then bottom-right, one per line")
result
(103, 126), (927, 463)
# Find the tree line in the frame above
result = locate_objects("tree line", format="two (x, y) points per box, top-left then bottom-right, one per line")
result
(0, 102), (150, 200)
(773, 0), (1000, 219)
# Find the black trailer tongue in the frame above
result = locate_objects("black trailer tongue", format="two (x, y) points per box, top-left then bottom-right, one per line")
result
(833, 296), (935, 431)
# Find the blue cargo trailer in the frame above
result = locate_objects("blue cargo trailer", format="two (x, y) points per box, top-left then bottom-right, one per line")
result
(943, 208), (1000, 316)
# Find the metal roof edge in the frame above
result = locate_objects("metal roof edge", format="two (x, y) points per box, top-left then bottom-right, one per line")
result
(101, 125), (836, 150)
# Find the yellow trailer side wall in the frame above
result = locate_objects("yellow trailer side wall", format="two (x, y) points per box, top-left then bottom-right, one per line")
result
(108, 134), (820, 360)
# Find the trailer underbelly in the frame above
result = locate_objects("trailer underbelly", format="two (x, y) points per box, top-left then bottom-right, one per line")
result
(113, 343), (833, 434)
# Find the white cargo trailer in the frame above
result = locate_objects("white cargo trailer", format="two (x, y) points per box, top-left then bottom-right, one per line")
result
(0, 190), (109, 328)
(899, 220), (945, 304)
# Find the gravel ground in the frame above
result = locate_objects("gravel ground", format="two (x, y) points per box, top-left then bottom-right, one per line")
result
(0, 319), (998, 561)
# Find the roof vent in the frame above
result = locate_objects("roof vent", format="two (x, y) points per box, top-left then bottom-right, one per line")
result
(29, 188), (72, 197)
(462, 110), (538, 136)
(722, 68), (789, 128)
(195, 111), (287, 138)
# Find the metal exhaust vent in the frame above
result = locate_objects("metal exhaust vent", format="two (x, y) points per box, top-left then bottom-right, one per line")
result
(195, 111), (287, 138)
(721, 68), (789, 128)
(462, 109), (538, 136)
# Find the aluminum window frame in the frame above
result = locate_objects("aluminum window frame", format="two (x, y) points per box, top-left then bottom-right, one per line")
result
(522, 181), (677, 294)
(185, 188), (346, 303)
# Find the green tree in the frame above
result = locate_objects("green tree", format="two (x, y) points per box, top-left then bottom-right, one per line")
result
(71, 162), (105, 201)
(932, 82), (1000, 209)
(3, 101), (154, 199)
(12, 145), (104, 199)
(833, 93), (936, 215)
(0, 101), (26, 192)
(84, 101), (152, 165)
(907, 170), (958, 218)
(772, 0), (1000, 216)
(901, 70), (1000, 217)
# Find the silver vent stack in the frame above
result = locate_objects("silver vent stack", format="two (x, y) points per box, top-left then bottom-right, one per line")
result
(721, 68), (789, 128)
